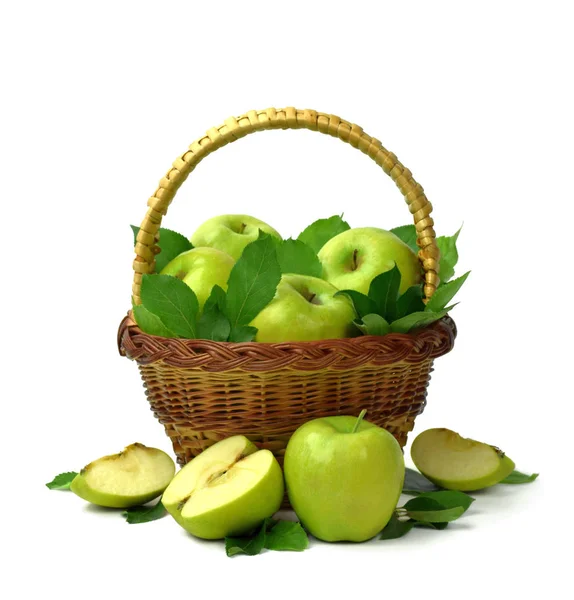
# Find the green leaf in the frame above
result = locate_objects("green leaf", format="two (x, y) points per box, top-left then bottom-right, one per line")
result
(395, 285), (425, 319)
(264, 520), (309, 551)
(140, 274), (199, 338)
(402, 468), (441, 495)
(275, 239), (322, 278)
(436, 226), (462, 283)
(390, 307), (451, 333)
(415, 490), (474, 513)
(123, 500), (167, 524)
(297, 215), (351, 253)
(229, 325), (258, 342)
(355, 314), (391, 336)
(225, 521), (267, 557)
(380, 514), (415, 540)
(368, 264), (402, 321)
(131, 225), (193, 273)
(132, 304), (177, 338)
(390, 224), (418, 253)
(225, 235), (281, 329)
(426, 271), (470, 312)
(46, 472), (78, 490)
(404, 496), (465, 523)
(197, 286), (231, 341)
(500, 470), (539, 484)
(335, 290), (377, 319)
(414, 521), (449, 530)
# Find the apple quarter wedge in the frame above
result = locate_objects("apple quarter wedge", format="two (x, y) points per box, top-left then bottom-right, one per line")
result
(162, 435), (284, 540)
(70, 443), (175, 508)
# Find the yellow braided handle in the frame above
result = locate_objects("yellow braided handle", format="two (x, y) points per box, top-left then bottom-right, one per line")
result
(132, 107), (440, 304)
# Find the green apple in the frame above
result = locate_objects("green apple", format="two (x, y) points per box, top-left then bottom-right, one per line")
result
(249, 274), (356, 343)
(162, 435), (284, 540)
(318, 227), (421, 295)
(411, 428), (516, 491)
(160, 247), (235, 309)
(70, 443), (175, 508)
(284, 411), (405, 542)
(190, 214), (282, 260)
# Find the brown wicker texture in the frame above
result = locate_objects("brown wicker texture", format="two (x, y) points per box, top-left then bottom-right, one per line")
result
(119, 107), (457, 472)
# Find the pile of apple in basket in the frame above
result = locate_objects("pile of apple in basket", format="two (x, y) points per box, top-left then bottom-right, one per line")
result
(48, 214), (537, 555)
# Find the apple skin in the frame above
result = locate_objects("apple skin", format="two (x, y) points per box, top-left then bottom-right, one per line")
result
(411, 428), (516, 492)
(70, 444), (175, 509)
(160, 247), (235, 309)
(249, 274), (357, 343)
(190, 214), (282, 260)
(284, 416), (405, 542)
(318, 227), (421, 295)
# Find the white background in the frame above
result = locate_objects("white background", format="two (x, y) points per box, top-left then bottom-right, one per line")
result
(1, 1), (572, 598)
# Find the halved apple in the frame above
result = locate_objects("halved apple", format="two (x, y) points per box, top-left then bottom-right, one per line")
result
(411, 428), (515, 491)
(70, 443), (175, 508)
(162, 436), (284, 540)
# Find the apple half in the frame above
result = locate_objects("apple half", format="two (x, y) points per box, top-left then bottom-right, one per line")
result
(70, 443), (175, 508)
(162, 436), (284, 540)
(411, 428), (515, 491)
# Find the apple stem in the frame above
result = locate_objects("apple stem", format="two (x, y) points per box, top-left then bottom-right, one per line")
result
(351, 409), (367, 433)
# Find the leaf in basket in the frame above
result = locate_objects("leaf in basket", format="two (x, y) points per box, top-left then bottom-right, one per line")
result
(368, 264), (402, 322)
(436, 226), (462, 284)
(426, 271), (470, 313)
(123, 500), (167, 524)
(140, 274), (199, 338)
(297, 215), (351, 254)
(275, 238), (322, 278)
(334, 289), (377, 319)
(395, 284), (425, 319)
(390, 306), (453, 334)
(228, 325), (258, 343)
(225, 235), (281, 329)
(133, 304), (177, 338)
(264, 520), (309, 551)
(390, 224), (419, 254)
(499, 470), (539, 484)
(131, 225), (193, 273)
(46, 472), (78, 490)
(354, 314), (391, 336)
(197, 285), (231, 341)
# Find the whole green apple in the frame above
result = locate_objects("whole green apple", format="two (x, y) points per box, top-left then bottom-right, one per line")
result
(162, 435), (284, 540)
(249, 274), (356, 343)
(318, 227), (421, 295)
(411, 428), (516, 491)
(284, 411), (405, 542)
(160, 247), (235, 309)
(190, 214), (282, 260)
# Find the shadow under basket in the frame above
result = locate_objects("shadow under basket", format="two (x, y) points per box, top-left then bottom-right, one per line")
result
(118, 313), (456, 467)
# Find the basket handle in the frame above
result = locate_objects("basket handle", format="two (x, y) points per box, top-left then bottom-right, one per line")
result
(132, 107), (440, 303)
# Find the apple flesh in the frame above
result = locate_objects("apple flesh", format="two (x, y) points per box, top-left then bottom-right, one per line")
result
(160, 247), (235, 309)
(318, 227), (421, 295)
(190, 214), (282, 260)
(249, 274), (356, 343)
(70, 443), (175, 508)
(411, 428), (516, 491)
(162, 435), (284, 540)
(284, 414), (405, 542)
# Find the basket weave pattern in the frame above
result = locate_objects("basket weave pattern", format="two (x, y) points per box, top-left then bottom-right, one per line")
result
(119, 107), (457, 473)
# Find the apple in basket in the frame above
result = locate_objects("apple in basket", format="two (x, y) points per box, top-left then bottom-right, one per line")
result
(160, 246), (235, 310)
(191, 214), (282, 260)
(162, 435), (284, 539)
(318, 227), (421, 295)
(284, 411), (405, 542)
(70, 443), (175, 508)
(411, 428), (516, 491)
(249, 274), (357, 343)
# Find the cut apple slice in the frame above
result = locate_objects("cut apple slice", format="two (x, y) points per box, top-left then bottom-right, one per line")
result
(411, 428), (515, 491)
(162, 435), (284, 540)
(70, 443), (175, 508)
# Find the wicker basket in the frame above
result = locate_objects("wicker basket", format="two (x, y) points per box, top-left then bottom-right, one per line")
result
(118, 107), (457, 470)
